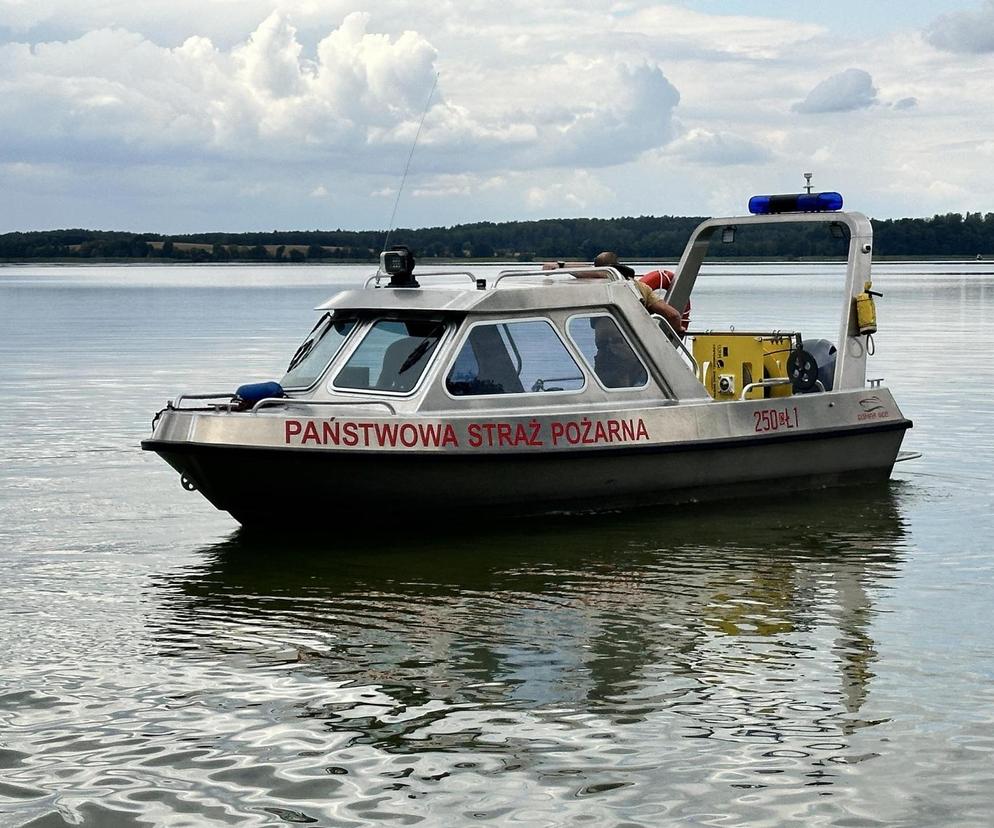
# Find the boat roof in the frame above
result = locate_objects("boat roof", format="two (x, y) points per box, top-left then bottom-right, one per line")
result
(315, 267), (638, 315)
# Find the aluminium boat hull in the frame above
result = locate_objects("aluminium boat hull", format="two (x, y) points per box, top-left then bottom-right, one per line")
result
(142, 417), (910, 527)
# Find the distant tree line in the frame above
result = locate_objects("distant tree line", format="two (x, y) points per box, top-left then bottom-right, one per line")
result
(2, 212), (993, 261)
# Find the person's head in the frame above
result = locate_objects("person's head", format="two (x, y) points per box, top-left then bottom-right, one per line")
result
(591, 316), (624, 351)
(593, 250), (634, 278)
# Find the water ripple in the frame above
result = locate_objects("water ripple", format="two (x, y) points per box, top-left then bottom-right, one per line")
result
(4, 266), (994, 826)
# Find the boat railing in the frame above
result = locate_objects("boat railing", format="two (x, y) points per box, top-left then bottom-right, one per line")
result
(739, 378), (825, 399)
(740, 378), (791, 399)
(171, 392), (236, 409)
(493, 266), (624, 287)
(167, 393), (397, 416)
(365, 271), (480, 289)
(250, 398), (398, 415)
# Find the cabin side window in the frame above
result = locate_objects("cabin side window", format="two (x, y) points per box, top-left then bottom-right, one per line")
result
(333, 318), (446, 394)
(446, 319), (585, 396)
(567, 314), (649, 390)
(281, 315), (358, 390)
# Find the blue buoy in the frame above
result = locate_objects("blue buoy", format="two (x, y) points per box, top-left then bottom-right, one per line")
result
(234, 381), (285, 408)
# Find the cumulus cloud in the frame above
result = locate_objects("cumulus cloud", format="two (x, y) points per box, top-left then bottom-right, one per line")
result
(4, 1), (991, 232)
(0, 11), (681, 176)
(667, 128), (772, 165)
(793, 68), (878, 114)
(926, 0), (994, 53)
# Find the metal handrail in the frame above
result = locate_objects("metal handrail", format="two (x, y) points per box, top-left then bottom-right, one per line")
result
(651, 314), (698, 377)
(493, 266), (624, 287)
(168, 393), (398, 415)
(250, 398), (398, 414)
(171, 392), (235, 408)
(739, 378), (827, 399)
(740, 378), (791, 399)
(365, 271), (479, 288)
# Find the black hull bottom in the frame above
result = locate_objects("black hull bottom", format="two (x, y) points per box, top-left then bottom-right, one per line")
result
(143, 422), (909, 527)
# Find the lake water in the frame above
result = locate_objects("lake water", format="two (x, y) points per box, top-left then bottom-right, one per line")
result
(1, 261), (993, 826)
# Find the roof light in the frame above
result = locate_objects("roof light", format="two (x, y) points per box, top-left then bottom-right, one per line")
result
(748, 192), (844, 215)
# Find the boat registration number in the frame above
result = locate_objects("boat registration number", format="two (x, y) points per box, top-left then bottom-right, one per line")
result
(754, 406), (799, 433)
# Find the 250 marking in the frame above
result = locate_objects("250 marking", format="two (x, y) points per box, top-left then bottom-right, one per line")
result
(754, 406), (799, 432)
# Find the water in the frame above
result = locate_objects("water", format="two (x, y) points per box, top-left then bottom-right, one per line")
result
(1, 261), (993, 826)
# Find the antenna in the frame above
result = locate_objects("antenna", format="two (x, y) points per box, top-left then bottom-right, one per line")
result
(382, 72), (440, 254)
(803, 172), (813, 194)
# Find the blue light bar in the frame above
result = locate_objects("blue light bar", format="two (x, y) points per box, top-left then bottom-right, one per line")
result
(748, 192), (844, 215)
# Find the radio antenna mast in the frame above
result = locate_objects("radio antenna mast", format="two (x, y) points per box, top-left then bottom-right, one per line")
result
(382, 72), (439, 253)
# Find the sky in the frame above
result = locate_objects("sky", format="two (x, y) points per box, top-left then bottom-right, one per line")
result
(1, 0), (993, 233)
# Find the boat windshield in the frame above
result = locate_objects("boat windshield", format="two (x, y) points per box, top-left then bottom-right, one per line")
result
(281, 315), (357, 389)
(334, 318), (446, 394)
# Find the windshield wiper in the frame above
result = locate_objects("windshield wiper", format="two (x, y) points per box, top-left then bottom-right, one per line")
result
(287, 337), (316, 371)
(286, 314), (331, 371)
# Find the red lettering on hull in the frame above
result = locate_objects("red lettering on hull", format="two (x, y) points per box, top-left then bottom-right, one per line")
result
(283, 417), (652, 449)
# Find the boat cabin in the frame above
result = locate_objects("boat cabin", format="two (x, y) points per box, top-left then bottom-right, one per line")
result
(253, 202), (877, 417)
(275, 266), (708, 417)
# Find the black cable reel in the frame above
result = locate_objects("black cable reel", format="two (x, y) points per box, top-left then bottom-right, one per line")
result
(788, 338), (838, 393)
(787, 347), (819, 392)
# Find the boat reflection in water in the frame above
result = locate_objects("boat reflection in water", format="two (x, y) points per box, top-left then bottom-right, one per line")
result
(149, 484), (910, 805)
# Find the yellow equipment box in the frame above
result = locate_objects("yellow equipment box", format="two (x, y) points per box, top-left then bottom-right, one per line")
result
(692, 333), (796, 400)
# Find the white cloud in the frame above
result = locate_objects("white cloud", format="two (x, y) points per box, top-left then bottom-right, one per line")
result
(620, 4), (824, 60)
(892, 97), (919, 110)
(926, 0), (994, 53)
(234, 11), (307, 98)
(525, 171), (614, 212)
(411, 174), (505, 198)
(1, 2), (993, 230)
(792, 68), (878, 114)
(0, 11), (680, 175)
(667, 128), (773, 165)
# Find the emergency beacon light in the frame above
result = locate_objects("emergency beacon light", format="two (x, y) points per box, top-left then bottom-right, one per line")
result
(748, 192), (844, 215)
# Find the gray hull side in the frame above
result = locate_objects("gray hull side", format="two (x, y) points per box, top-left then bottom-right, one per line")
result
(144, 421), (908, 525)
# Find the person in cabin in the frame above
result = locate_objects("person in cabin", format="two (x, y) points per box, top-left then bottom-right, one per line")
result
(591, 251), (687, 335)
(637, 262), (691, 334)
(590, 316), (647, 387)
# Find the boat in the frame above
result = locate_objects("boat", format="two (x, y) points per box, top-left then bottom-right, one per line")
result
(142, 192), (916, 526)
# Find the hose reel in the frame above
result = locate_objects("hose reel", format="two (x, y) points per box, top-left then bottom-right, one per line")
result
(787, 339), (837, 393)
